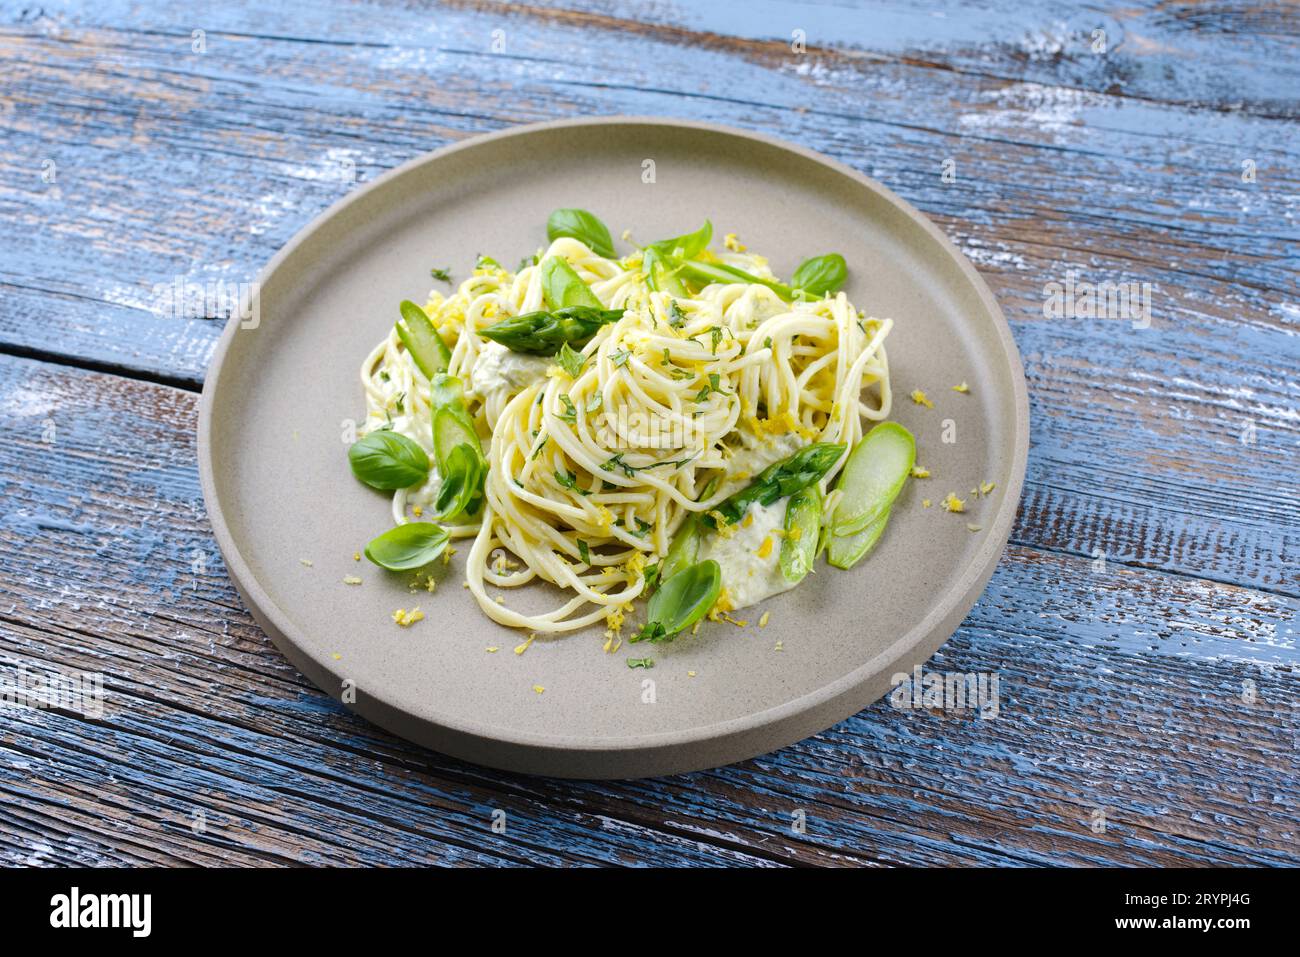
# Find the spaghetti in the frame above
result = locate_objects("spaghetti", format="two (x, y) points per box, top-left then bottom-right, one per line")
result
(357, 231), (893, 637)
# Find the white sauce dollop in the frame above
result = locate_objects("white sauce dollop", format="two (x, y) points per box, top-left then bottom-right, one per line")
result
(469, 340), (551, 399)
(700, 500), (796, 611)
(716, 432), (804, 498)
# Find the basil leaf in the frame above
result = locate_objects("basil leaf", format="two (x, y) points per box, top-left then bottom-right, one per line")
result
(434, 442), (484, 520)
(791, 253), (848, 296)
(364, 522), (449, 571)
(348, 431), (430, 490)
(646, 220), (712, 260)
(540, 255), (603, 311)
(556, 342), (584, 378)
(631, 559), (721, 643)
(546, 208), (616, 258)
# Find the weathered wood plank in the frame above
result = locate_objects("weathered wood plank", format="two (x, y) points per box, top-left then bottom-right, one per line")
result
(492, 0), (1300, 118)
(1, 353), (1294, 865)
(0, 0), (1295, 596)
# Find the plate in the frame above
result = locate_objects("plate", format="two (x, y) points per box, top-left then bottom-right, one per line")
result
(199, 117), (1028, 778)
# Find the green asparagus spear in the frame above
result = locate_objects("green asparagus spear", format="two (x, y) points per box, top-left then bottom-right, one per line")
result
(701, 442), (845, 529)
(478, 306), (625, 355)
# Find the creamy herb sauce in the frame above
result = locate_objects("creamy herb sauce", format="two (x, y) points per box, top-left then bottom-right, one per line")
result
(716, 432), (804, 498)
(700, 500), (796, 610)
(469, 340), (551, 398)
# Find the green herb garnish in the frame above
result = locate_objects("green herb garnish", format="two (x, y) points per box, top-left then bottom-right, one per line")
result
(556, 342), (585, 378)
(703, 442), (845, 529)
(546, 208), (616, 258)
(791, 253), (848, 297)
(364, 522), (449, 571)
(348, 430), (430, 490)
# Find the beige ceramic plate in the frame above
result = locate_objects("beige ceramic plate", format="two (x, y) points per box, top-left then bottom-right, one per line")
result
(199, 117), (1028, 779)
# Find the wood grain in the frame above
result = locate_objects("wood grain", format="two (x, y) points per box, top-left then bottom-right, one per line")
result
(1, 353), (1294, 866)
(0, 0), (1294, 598)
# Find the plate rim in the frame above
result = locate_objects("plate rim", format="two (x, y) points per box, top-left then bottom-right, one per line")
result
(198, 116), (1030, 774)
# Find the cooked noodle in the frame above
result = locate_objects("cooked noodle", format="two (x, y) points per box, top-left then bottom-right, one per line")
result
(359, 237), (892, 635)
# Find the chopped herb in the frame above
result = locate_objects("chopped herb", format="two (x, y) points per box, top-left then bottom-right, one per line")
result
(556, 342), (585, 378)
(610, 348), (631, 368)
(555, 468), (589, 495)
(530, 435), (548, 460)
(430, 267), (452, 283)
(627, 657), (655, 669)
(577, 539), (590, 564)
(602, 451), (697, 477)
(709, 326), (723, 355)
(601, 453), (636, 478)
(585, 392), (603, 413)
(668, 301), (687, 329)
(557, 393), (578, 422)
(763, 336), (773, 350)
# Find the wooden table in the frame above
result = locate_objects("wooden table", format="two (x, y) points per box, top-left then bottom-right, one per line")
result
(1, 0), (1295, 867)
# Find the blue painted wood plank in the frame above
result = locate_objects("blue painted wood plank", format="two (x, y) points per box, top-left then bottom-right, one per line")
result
(0, 352), (1294, 865)
(0, 0), (1295, 865)
(0, 0), (1295, 598)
